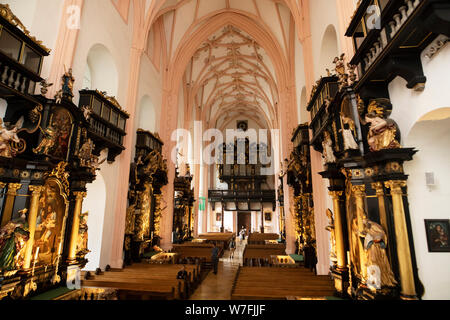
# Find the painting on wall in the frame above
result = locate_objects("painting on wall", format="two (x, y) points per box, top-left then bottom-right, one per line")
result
(265, 212), (272, 222)
(216, 212), (222, 222)
(425, 219), (450, 252)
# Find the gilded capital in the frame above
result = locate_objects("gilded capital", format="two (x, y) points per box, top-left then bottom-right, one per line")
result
(329, 191), (343, 199)
(385, 180), (407, 194)
(351, 185), (366, 196)
(7, 183), (22, 195)
(74, 191), (87, 200)
(371, 182), (385, 196)
(0, 182), (6, 189)
(28, 185), (44, 196)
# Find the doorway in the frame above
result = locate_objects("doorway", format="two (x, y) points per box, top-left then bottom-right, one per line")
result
(238, 212), (251, 238)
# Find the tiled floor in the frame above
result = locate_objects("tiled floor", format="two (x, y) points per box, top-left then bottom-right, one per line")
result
(189, 239), (246, 300)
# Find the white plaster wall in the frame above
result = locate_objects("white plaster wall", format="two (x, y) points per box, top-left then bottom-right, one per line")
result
(309, 0), (341, 79)
(82, 171), (107, 271)
(69, 0), (135, 268)
(404, 115), (450, 300)
(389, 43), (450, 139)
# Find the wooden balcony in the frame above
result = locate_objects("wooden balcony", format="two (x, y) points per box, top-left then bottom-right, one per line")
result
(346, 0), (450, 98)
(307, 77), (339, 149)
(78, 90), (129, 162)
(0, 4), (49, 102)
(208, 189), (276, 203)
(135, 129), (163, 161)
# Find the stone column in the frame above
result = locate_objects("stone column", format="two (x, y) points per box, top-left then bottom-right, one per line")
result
(68, 192), (86, 262)
(1, 183), (22, 227)
(385, 180), (417, 299)
(329, 191), (346, 270)
(23, 186), (44, 270)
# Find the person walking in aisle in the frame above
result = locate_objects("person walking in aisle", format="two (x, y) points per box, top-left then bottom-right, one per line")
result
(211, 242), (220, 275)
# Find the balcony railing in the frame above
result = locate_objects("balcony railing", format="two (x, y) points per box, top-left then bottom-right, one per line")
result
(208, 189), (276, 203)
(0, 4), (49, 100)
(79, 90), (129, 162)
(346, 0), (450, 94)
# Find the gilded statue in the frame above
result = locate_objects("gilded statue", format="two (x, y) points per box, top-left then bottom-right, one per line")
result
(125, 203), (137, 235)
(0, 118), (22, 158)
(34, 125), (57, 155)
(325, 209), (337, 263)
(340, 112), (359, 151)
(365, 99), (401, 152)
(322, 131), (336, 164)
(76, 212), (89, 257)
(78, 138), (94, 167)
(61, 67), (75, 97)
(362, 219), (397, 290)
(0, 209), (29, 272)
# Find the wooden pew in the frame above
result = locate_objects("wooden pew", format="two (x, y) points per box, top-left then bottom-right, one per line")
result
(242, 244), (286, 266)
(197, 232), (235, 252)
(247, 233), (280, 244)
(172, 243), (222, 263)
(81, 263), (200, 300)
(231, 267), (335, 300)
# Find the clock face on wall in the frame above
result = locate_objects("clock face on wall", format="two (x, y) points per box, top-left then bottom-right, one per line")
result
(237, 121), (248, 132)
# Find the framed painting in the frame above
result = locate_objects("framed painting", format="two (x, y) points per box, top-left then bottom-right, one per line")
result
(425, 219), (450, 252)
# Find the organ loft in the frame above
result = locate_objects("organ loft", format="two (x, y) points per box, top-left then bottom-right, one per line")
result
(0, 0), (449, 302)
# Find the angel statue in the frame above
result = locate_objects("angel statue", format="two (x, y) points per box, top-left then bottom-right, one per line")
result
(39, 79), (53, 95)
(81, 105), (93, 120)
(322, 131), (336, 164)
(33, 125), (57, 155)
(361, 219), (397, 290)
(340, 112), (359, 151)
(90, 156), (106, 171)
(0, 117), (24, 158)
(0, 209), (30, 272)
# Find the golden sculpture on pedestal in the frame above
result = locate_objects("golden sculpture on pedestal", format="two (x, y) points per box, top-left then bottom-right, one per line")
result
(365, 99), (401, 152)
(362, 219), (397, 291)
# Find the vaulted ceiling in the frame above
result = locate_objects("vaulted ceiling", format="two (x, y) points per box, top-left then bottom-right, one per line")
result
(146, 0), (297, 131)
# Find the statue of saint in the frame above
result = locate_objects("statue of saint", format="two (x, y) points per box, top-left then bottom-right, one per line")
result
(362, 219), (397, 290)
(365, 99), (401, 152)
(0, 210), (29, 271)
(340, 113), (359, 151)
(322, 131), (336, 164)
(325, 209), (337, 263)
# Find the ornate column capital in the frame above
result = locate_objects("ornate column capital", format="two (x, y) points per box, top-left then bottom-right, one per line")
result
(28, 185), (44, 196)
(385, 180), (407, 194)
(371, 182), (385, 196)
(73, 191), (87, 200)
(7, 183), (22, 195)
(328, 191), (343, 199)
(0, 182), (6, 189)
(351, 184), (366, 196)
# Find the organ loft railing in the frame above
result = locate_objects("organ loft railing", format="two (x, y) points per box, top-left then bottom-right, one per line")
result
(210, 138), (276, 233)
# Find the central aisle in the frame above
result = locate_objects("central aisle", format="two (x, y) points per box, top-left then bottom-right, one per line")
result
(189, 239), (246, 300)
